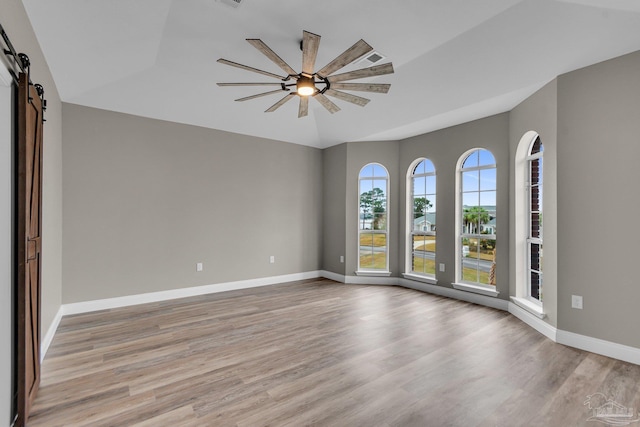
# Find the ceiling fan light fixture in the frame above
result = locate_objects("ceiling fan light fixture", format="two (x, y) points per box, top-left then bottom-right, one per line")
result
(296, 75), (315, 96)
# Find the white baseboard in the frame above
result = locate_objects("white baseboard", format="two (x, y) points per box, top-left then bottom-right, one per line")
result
(344, 275), (398, 286)
(41, 306), (64, 361)
(399, 278), (510, 311)
(508, 301), (557, 341)
(320, 270), (346, 283)
(62, 271), (322, 315)
(44, 270), (640, 367)
(557, 330), (640, 366)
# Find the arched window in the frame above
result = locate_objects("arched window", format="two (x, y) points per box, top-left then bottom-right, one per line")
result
(458, 149), (497, 288)
(358, 163), (389, 273)
(408, 158), (436, 277)
(527, 137), (543, 302)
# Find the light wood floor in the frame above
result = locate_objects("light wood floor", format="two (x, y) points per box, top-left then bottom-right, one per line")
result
(31, 279), (640, 426)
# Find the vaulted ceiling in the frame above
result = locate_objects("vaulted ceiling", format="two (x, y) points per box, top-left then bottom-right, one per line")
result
(23, 0), (640, 148)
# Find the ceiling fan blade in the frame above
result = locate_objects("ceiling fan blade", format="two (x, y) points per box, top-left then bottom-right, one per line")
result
(298, 96), (309, 118)
(247, 39), (298, 76)
(316, 39), (373, 79)
(235, 89), (286, 102)
(327, 63), (394, 83)
(313, 93), (341, 114)
(265, 93), (296, 112)
(324, 89), (370, 107)
(217, 58), (285, 80)
(218, 82), (284, 87)
(329, 82), (391, 93)
(302, 31), (321, 75)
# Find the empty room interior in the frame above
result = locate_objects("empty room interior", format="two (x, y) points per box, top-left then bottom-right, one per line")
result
(3, 0), (640, 425)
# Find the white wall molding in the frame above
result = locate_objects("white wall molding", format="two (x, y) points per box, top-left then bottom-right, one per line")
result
(508, 301), (557, 341)
(44, 272), (640, 367)
(320, 270), (346, 283)
(400, 278), (510, 311)
(344, 275), (398, 286)
(557, 330), (640, 366)
(41, 306), (64, 361)
(62, 271), (323, 316)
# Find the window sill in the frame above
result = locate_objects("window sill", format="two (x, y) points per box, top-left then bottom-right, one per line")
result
(510, 297), (546, 319)
(452, 282), (500, 298)
(355, 270), (392, 277)
(402, 273), (437, 285)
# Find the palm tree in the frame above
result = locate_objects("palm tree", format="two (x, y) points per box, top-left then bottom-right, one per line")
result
(463, 206), (490, 234)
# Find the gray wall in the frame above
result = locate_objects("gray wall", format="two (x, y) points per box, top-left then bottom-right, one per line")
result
(557, 50), (640, 348)
(509, 80), (559, 326)
(400, 114), (511, 298)
(62, 104), (322, 303)
(345, 140), (400, 276)
(322, 143), (347, 275)
(0, 1), (63, 425)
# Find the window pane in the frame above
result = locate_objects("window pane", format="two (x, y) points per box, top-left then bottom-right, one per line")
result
(425, 176), (436, 194)
(530, 242), (541, 272)
(480, 168), (496, 191)
(530, 272), (541, 300)
(530, 137), (542, 155)
(463, 150), (479, 168)
(462, 170), (479, 192)
(423, 159), (435, 173)
(372, 164), (386, 178)
(360, 179), (373, 194)
(359, 232), (386, 270)
(413, 235), (436, 275)
(413, 176), (426, 195)
(480, 191), (496, 207)
(530, 212), (540, 238)
(530, 157), (541, 185)
(478, 149), (496, 166)
(373, 213), (387, 230)
(462, 192), (479, 208)
(414, 160), (425, 175)
(373, 180), (386, 198)
(359, 164), (373, 178)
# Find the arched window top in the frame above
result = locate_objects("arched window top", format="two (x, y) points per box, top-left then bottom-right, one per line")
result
(529, 136), (544, 156)
(462, 148), (496, 169)
(412, 158), (435, 175)
(359, 163), (388, 179)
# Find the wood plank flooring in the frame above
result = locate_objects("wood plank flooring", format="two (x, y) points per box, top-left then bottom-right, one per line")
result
(30, 279), (640, 426)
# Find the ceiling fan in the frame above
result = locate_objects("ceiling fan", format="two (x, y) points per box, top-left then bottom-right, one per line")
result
(217, 30), (394, 118)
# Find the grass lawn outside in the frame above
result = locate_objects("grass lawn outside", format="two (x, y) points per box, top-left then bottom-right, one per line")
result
(462, 267), (491, 285)
(360, 233), (387, 247)
(412, 257), (435, 275)
(359, 252), (387, 269)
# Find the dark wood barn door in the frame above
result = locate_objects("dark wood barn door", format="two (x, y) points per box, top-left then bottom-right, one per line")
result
(15, 72), (44, 426)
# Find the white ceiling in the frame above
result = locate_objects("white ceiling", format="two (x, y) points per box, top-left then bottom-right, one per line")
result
(22, 0), (640, 148)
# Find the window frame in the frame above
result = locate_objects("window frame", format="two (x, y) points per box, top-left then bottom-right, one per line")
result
(406, 158), (437, 279)
(526, 138), (543, 304)
(453, 148), (499, 297)
(356, 163), (390, 276)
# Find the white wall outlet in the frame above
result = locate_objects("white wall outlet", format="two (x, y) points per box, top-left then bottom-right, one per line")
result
(340, 255), (344, 263)
(439, 263), (445, 272)
(571, 295), (583, 309)
(196, 262), (203, 272)
(269, 255), (275, 264)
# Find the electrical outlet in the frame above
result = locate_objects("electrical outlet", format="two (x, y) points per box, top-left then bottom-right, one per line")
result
(340, 256), (344, 263)
(571, 295), (583, 309)
(196, 262), (203, 272)
(439, 263), (445, 272)
(270, 255), (275, 264)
